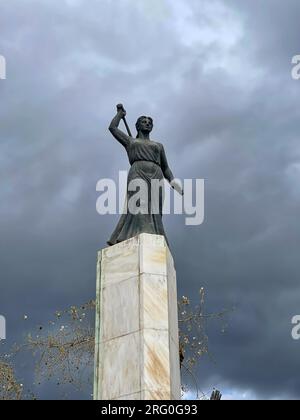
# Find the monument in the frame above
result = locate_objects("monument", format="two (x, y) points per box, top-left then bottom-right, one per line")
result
(94, 105), (183, 400)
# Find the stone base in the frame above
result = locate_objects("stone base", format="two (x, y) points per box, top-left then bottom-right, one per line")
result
(94, 234), (181, 400)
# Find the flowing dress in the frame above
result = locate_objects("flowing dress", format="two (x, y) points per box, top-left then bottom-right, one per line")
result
(108, 137), (174, 246)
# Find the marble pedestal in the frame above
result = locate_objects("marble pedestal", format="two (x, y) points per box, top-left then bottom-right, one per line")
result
(93, 233), (181, 400)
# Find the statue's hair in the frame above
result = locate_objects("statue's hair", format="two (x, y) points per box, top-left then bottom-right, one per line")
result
(136, 116), (153, 138)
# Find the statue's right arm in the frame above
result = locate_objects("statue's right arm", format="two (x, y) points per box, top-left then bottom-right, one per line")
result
(108, 112), (131, 148)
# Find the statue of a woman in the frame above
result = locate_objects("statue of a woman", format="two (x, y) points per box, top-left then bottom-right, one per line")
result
(107, 104), (183, 246)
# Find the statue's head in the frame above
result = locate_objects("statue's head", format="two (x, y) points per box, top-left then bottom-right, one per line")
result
(136, 116), (153, 138)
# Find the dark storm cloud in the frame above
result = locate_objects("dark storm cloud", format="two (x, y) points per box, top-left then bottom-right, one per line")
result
(171, 0), (300, 399)
(1, 0), (300, 399)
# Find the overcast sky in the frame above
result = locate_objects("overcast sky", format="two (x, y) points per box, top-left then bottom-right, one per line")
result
(1, 0), (300, 400)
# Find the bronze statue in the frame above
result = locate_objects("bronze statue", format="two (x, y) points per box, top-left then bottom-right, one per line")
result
(107, 104), (183, 246)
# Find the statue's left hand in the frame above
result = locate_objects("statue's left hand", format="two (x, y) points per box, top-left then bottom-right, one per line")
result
(171, 179), (184, 195)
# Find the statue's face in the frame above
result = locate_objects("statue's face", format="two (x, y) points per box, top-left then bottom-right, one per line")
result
(139, 117), (153, 133)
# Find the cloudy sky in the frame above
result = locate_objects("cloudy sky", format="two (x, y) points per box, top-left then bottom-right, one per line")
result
(1, 0), (300, 400)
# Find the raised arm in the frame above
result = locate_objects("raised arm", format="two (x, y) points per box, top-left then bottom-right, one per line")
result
(161, 144), (184, 195)
(108, 105), (132, 148)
